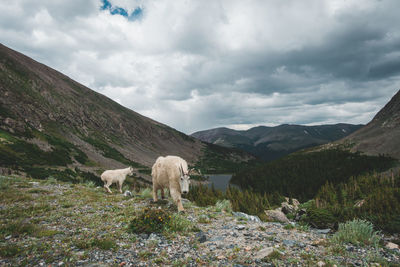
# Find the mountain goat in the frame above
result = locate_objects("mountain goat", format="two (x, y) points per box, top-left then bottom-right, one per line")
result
(151, 156), (191, 212)
(101, 167), (133, 194)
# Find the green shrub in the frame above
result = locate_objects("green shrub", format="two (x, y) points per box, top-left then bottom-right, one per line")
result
(331, 219), (381, 247)
(265, 250), (283, 261)
(0, 244), (23, 257)
(129, 208), (172, 234)
(74, 237), (117, 250)
(284, 224), (295, 230)
(303, 205), (336, 229)
(0, 221), (38, 237)
(0, 176), (12, 190)
(91, 237), (117, 250)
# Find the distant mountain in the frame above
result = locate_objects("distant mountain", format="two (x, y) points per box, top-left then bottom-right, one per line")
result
(0, 43), (252, 180)
(191, 124), (363, 161)
(339, 89), (400, 159)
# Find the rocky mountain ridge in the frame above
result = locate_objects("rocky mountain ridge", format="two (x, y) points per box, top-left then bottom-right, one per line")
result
(192, 123), (363, 161)
(339, 89), (400, 159)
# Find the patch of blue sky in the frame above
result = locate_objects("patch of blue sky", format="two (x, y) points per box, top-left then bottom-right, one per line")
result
(100, 0), (143, 21)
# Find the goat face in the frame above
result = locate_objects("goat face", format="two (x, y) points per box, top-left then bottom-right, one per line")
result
(179, 165), (190, 194)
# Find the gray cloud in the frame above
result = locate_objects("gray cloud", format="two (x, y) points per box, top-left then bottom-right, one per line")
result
(0, 0), (399, 133)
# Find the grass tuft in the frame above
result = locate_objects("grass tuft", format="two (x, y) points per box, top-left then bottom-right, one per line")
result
(139, 187), (153, 199)
(331, 219), (381, 247)
(214, 199), (232, 213)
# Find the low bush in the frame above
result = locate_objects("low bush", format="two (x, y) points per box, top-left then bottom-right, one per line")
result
(129, 207), (195, 235)
(129, 208), (172, 234)
(302, 205), (336, 229)
(0, 221), (38, 237)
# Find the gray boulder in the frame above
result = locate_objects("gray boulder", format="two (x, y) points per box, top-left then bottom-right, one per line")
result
(232, 211), (261, 222)
(265, 209), (289, 223)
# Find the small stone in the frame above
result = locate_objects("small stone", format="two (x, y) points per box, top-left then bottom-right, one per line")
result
(386, 242), (399, 250)
(312, 239), (326, 246)
(316, 229), (331, 234)
(139, 233), (148, 239)
(254, 247), (274, 259)
(119, 262), (126, 267)
(236, 225), (245, 230)
(232, 211), (261, 222)
(217, 255), (226, 260)
(195, 231), (207, 243)
(244, 246), (252, 251)
(210, 236), (224, 242)
(283, 240), (296, 247)
(5, 235), (11, 240)
(123, 191), (132, 197)
(148, 233), (159, 240)
(317, 261), (325, 267)
(58, 262), (64, 266)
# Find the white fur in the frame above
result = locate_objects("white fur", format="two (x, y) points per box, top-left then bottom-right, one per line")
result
(101, 167), (133, 194)
(151, 155), (190, 212)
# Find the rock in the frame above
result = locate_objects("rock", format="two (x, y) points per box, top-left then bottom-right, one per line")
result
(217, 255), (226, 260)
(264, 209), (289, 223)
(148, 233), (159, 240)
(281, 202), (295, 214)
(195, 231), (207, 243)
(5, 235), (11, 240)
(316, 229), (331, 234)
(317, 261), (325, 266)
(123, 191), (132, 197)
(232, 211), (261, 222)
(281, 198), (300, 214)
(283, 240), (296, 247)
(385, 242), (399, 250)
(236, 225), (245, 230)
(139, 233), (148, 239)
(292, 198), (300, 207)
(210, 236), (225, 242)
(254, 247), (274, 259)
(312, 239), (327, 246)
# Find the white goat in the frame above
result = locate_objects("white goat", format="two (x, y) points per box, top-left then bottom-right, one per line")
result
(101, 167), (133, 194)
(151, 156), (191, 212)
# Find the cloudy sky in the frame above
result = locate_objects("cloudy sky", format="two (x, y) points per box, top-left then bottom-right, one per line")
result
(1, 0), (400, 134)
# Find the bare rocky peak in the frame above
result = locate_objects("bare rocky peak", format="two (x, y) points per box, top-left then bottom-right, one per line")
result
(341, 89), (400, 159)
(0, 43), (206, 168)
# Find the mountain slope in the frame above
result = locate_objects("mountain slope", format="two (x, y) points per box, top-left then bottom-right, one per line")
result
(340, 89), (400, 159)
(192, 124), (363, 161)
(0, 43), (252, 178)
